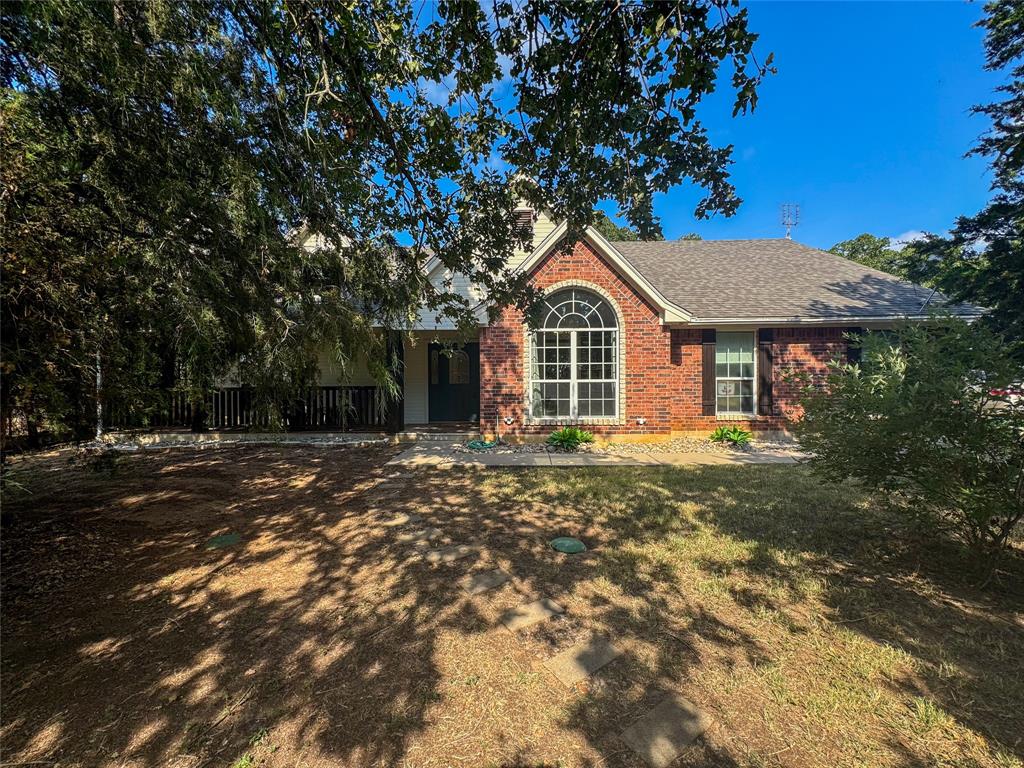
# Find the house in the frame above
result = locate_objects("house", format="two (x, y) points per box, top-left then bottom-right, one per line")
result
(306, 208), (981, 439)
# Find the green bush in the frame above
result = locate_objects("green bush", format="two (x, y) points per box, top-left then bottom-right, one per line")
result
(794, 319), (1023, 580)
(547, 426), (595, 452)
(709, 425), (753, 446)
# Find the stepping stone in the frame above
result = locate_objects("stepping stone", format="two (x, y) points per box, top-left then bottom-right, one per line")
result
(380, 513), (423, 528)
(396, 527), (443, 544)
(421, 544), (478, 564)
(460, 568), (511, 595)
(543, 634), (622, 686)
(500, 598), (564, 631)
(619, 693), (709, 768)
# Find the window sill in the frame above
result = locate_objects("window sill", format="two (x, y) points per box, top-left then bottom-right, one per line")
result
(525, 416), (624, 427)
(716, 412), (757, 421)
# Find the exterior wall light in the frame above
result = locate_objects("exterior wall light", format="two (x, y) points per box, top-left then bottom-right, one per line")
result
(636, 417), (647, 425)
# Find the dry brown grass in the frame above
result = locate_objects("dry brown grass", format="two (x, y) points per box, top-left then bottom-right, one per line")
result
(1, 445), (1021, 768)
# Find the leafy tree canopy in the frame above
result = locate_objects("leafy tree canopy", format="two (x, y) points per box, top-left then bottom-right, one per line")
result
(829, 233), (916, 279)
(593, 212), (700, 241)
(904, 0), (1024, 351)
(1, 0), (771, 438)
(593, 212), (658, 241)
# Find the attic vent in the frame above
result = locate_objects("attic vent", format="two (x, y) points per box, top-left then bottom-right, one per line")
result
(514, 208), (535, 247)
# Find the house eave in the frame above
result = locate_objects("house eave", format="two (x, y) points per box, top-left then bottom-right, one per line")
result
(674, 312), (986, 328)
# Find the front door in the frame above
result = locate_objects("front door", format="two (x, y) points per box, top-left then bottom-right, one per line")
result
(428, 342), (480, 422)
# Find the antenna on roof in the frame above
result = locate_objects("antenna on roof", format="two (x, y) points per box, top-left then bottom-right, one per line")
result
(780, 203), (800, 240)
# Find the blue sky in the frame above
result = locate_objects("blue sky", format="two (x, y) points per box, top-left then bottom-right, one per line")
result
(609, 1), (1001, 249)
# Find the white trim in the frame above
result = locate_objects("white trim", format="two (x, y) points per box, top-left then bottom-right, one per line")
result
(424, 255), (443, 277)
(523, 280), (627, 427)
(714, 331), (757, 418)
(681, 313), (984, 327)
(515, 222), (693, 324)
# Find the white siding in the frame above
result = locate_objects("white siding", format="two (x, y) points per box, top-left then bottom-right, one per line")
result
(413, 208), (558, 330)
(411, 265), (487, 331)
(507, 208), (556, 273)
(316, 347), (376, 387)
(215, 348), (374, 389)
(403, 337), (429, 423)
(532, 209), (557, 246)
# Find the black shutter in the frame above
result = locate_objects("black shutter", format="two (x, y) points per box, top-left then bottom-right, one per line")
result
(757, 328), (774, 416)
(845, 326), (863, 364)
(701, 329), (716, 416)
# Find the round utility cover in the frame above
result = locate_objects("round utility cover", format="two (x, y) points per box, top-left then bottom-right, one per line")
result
(550, 536), (587, 554)
(205, 532), (242, 550)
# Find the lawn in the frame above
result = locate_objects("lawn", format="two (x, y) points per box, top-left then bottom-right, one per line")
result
(1, 445), (1021, 768)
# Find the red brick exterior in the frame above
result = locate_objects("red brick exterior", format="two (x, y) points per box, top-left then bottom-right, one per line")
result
(478, 240), (850, 438)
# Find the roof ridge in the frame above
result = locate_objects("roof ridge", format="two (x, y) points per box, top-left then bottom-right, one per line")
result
(610, 237), (790, 244)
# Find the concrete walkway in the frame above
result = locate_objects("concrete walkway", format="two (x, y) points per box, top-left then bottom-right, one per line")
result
(386, 442), (802, 468)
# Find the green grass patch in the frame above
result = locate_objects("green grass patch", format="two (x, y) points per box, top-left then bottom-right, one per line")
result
(476, 464), (1024, 767)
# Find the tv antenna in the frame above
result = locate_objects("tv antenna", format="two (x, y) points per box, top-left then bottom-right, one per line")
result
(781, 203), (800, 239)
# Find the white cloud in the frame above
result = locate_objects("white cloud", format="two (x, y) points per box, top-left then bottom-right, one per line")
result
(485, 150), (510, 172)
(419, 76), (454, 106)
(889, 230), (927, 250)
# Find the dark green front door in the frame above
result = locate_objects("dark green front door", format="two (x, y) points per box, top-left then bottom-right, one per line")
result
(428, 342), (480, 422)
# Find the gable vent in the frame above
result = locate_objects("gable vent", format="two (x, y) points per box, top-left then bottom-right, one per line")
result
(514, 208), (535, 247)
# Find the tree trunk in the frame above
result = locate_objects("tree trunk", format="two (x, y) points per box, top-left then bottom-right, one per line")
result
(384, 331), (405, 434)
(95, 348), (103, 441)
(25, 416), (40, 450)
(190, 399), (208, 433)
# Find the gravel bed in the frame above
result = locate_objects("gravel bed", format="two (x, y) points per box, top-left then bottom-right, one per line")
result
(454, 436), (798, 455)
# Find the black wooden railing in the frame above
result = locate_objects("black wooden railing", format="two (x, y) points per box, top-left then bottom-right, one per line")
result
(108, 386), (387, 431)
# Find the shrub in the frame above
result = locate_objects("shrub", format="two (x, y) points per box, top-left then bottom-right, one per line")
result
(709, 425), (753, 446)
(794, 319), (1023, 581)
(547, 426), (595, 452)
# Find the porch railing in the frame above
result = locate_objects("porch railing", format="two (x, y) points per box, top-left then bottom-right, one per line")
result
(108, 386), (387, 432)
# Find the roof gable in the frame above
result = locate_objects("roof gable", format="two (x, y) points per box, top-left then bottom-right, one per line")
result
(516, 222), (692, 323)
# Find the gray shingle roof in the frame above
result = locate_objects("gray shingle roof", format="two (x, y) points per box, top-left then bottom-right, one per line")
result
(609, 238), (982, 321)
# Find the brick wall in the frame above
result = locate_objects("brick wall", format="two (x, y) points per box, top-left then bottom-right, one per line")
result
(771, 327), (848, 421)
(667, 326), (847, 432)
(478, 239), (850, 438)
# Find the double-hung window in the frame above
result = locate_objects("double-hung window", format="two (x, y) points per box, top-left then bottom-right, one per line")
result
(716, 332), (755, 415)
(529, 288), (618, 419)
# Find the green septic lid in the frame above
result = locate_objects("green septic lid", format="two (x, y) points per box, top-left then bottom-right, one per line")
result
(550, 536), (587, 554)
(205, 532), (242, 550)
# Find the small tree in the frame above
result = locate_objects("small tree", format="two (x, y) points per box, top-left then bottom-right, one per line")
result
(794, 319), (1023, 580)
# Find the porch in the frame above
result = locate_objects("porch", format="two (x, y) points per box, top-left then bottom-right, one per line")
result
(107, 385), (391, 432)
(104, 333), (483, 434)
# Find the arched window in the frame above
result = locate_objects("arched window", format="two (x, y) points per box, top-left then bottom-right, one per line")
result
(529, 288), (618, 419)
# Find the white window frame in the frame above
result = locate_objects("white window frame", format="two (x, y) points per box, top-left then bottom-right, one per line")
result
(529, 289), (619, 421)
(715, 331), (757, 418)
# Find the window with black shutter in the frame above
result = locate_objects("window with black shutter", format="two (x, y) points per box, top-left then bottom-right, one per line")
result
(757, 329), (774, 416)
(701, 330), (716, 416)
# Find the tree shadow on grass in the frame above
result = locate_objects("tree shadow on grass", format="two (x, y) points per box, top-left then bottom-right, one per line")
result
(537, 464), (1023, 766)
(2, 452), (1021, 767)
(689, 466), (1023, 756)
(1, 445), (496, 767)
